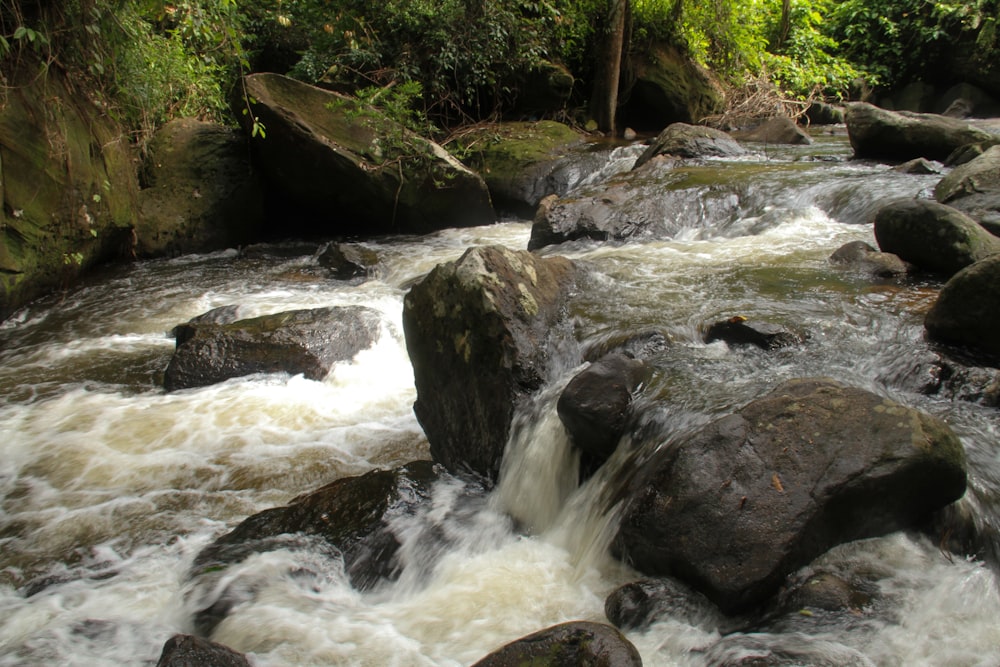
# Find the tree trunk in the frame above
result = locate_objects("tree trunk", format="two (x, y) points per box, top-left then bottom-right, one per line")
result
(777, 0), (792, 49)
(589, 0), (629, 136)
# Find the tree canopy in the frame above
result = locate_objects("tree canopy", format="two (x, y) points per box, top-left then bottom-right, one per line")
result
(1, 0), (997, 138)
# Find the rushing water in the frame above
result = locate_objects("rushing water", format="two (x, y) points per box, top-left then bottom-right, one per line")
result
(2, 133), (1000, 666)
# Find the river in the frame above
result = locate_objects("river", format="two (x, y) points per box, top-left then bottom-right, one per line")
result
(1, 132), (999, 666)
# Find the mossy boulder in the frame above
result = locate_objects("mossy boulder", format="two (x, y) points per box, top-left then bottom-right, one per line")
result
(402, 245), (577, 480)
(925, 254), (1000, 361)
(622, 41), (726, 130)
(456, 121), (586, 217)
(240, 73), (495, 237)
(136, 118), (264, 257)
(935, 144), (1000, 229)
(0, 61), (139, 319)
(845, 102), (994, 162)
(873, 199), (1000, 276)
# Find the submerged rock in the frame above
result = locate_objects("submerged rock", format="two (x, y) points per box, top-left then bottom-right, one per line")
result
(154, 634), (250, 667)
(189, 461), (471, 635)
(845, 103), (993, 162)
(873, 199), (1000, 277)
(925, 254), (1000, 361)
(829, 240), (912, 279)
(605, 577), (722, 632)
(614, 377), (967, 615)
(317, 242), (379, 280)
(402, 246), (577, 481)
(164, 306), (382, 391)
(703, 316), (803, 350)
(702, 632), (876, 667)
(471, 621), (643, 667)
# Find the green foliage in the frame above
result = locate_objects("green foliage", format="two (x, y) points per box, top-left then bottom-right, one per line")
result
(1, 0), (247, 143)
(829, 0), (999, 86)
(248, 0), (603, 127)
(632, 0), (859, 99)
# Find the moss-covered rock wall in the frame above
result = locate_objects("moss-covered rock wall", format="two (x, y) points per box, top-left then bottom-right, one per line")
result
(0, 62), (139, 319)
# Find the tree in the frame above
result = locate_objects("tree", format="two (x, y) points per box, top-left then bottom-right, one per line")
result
(589, 0), (630, 135)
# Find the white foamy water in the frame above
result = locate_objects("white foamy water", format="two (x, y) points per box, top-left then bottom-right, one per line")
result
(3, 139), (1000, 666)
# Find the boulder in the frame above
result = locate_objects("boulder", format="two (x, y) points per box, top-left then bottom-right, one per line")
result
(732, 117), (812, 145)
(557, 353), (649, 472)
(828, 241), (911, 279)
(239, 73), (495, 236)
(892, 158), (941, 175)
(582, 329), (672, 363)
(471, 621), (643, 667)
(873, 199), (1000, 276)
(189, 461), (466, 634)
(805, 102), (845, 126)
(614, 377), (967, 615)
(527, 159), (745, 251)
(935, 144), (1000, 228)
(634, 123), (746, 169)
(136, 118), (264, 257)
(402, 246), (577, 480)
(703, 316), (803, 350)
(621, 42), (726, 130)
(163, 305), (382, 391)
(604, 577), (721, 632)
(317, 242), (379, 280)
(925, 254), (1000, 361)
(154, 634), (250, 667)
(456, 121), (587, 217)
(845, 102), (994, 162)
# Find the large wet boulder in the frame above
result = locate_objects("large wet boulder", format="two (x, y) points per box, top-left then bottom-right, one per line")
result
(614, 377), (967, 615)
(527, 159), (745, 251)
(189, 461), (468, 634)
(845, 103), (994, 162)
(471, 621), (643, 667)
(557, 353), (649, 472)
(935, 144), (1000, 231)
(402, 246), (577, 480)
(136, 118), (264, 257)
(154, 634), (250, 667)
(873, 199), (1000, 276)
(164, 305), (382, 391)
(634, 122), (746, 169)
(456, 121), (587, 218)
(239, 73), (495, 236)
(621, 42), (726, 130)
(925, 254), (1000, 361)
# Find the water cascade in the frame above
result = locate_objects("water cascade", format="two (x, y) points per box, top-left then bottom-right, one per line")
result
(2, 133), (1000, 666)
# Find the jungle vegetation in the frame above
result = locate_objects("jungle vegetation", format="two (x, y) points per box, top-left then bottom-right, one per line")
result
(0, 0), (997, 140)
